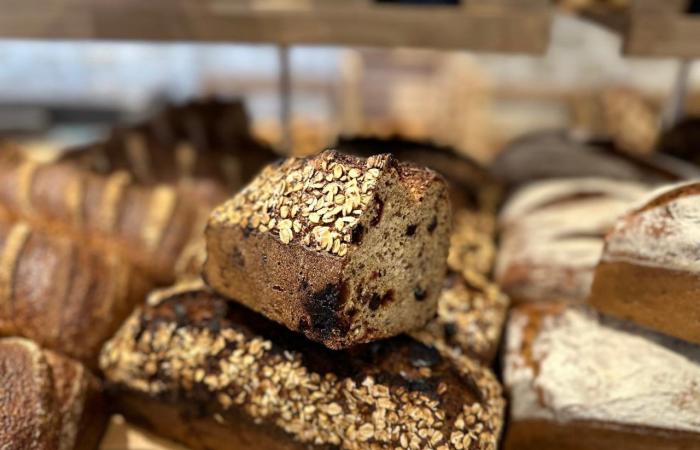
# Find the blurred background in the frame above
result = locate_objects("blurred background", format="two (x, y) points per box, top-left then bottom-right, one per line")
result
(2, 0), (699, 162)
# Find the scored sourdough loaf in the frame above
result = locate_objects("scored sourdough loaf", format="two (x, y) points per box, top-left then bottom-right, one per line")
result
(503, 304), (700, 450)
(204, 150), (451, 349)
(0, 216), (151, 366)
(0, 337), (106, 450)
(0, 151), (203, 284)
(495, 178), (648, 304)
(100, 286), (505, 450)
(589, 181), (700, 345)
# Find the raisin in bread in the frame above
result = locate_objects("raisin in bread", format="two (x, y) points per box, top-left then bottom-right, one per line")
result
(0, 218), (151, 366)
(589, 181), (700, 345)
(204, 150), (451, 349)
(0, 337), (106, 450)
(503, 304), (700, 450)
(495, 178), (648, 304)
(100, 286), (504, 450)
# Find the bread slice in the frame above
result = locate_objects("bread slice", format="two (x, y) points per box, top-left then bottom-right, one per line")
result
(204, 150), (451, 349)
(503, 304), (700, 450)
(0, 338), (106, 450)
(100, 286), (504, 450)
(589, 181), (700, 344)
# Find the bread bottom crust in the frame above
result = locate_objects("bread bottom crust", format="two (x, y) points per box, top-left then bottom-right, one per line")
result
(505, 419), (700, 450)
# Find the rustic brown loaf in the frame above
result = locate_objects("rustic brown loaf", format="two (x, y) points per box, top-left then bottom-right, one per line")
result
(0, 337), (106, 450)
(60, 99), (277, 197)
(0, 217), (151, 366)
(204, 150), (451, 349)
(503, 303), (700, 450)
(589, 181), (700, 345)
(100, 286), (505, 450)
(495, 178), (648, 304)
(0, 151), (203, 284)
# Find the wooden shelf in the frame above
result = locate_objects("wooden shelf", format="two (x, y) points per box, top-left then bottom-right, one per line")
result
(0, 0), (552, 54)
(625, 0), (700, 58)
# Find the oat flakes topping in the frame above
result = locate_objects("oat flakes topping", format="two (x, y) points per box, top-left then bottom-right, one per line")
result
(101, 294), (504, 450)
(210, 150), (391, 256)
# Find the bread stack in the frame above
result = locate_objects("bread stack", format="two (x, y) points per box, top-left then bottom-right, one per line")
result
(494, 134), (700, 449)
(0, 99), (275, 450)
(101, 149), (507, 450)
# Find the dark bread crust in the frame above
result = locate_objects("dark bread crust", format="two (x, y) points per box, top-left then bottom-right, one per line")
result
(101, 287), (505, 450)
(0, 338), (106, 450)
(60, 98), (277, 196)
(0, 152), (202, 284)
(204, 150), (451, 349)
(0, 218), (151, 366)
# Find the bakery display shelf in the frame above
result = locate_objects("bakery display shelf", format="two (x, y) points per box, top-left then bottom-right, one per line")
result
(0, 0), (551, 53)
(625, 0), (700, 58)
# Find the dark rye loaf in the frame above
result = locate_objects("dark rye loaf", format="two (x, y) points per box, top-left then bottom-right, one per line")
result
(0, 337), (106, 450)
(0, 217), (150, 366)
(100, 286), (505, 450)
(204, 150), (451, 349)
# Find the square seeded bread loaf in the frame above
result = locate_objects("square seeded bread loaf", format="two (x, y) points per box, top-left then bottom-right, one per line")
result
(204, 150), (451, 349)
(503, 304), (700, 450)
(0, 337), (106, 450)
(100, 286), (504, 450)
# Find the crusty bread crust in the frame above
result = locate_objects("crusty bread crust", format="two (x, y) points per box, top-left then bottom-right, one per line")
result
(0, 218), (151, 366)
(101, 287), (504, 450)
(0, 338), (106, 450)
(204, 150), (451, 349)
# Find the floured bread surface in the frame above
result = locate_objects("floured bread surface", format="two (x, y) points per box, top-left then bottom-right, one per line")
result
(495, 178), (648, 304)
(101, 287), (504, 450)
(590, 181), (700, 344)
(504, 305), (700, 435)
(204, 150), (451, 349)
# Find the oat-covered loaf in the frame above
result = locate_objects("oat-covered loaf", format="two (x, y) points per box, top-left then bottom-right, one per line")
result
(495, 178), (648, 304)
(100, 287), (504, 450)
(0, 337), (106, 450)
(503, 304), (700, 450)
(204, 150), (451, 349)
(0, 152), (203, 284)
(590, 181), (700, 345)
(0, 218), (151, 366)
(411, 270), (509, 364)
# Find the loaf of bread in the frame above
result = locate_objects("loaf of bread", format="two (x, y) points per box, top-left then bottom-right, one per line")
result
(491, 130), (700, 186)
(589, 181), (700, 345)
(503, 304), (700, 450)
(411, 270), (508, 364)
(100, 286), (505, 450)
(0, 337), (106, 450)
(204, 150), (451, 349)
(0, 217), (150, 365)
(0, 152), (202, 284)
(495, 178), (647, 304)
(60, 99), (277, 196)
